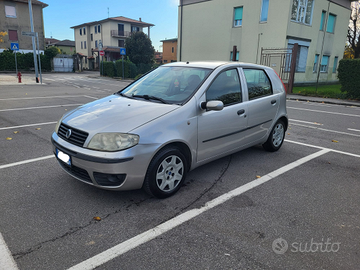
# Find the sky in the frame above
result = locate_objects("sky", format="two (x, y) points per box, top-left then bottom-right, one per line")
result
(42, 0), (179, 52)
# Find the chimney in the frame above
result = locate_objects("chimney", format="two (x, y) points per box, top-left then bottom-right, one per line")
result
(139, 17), (142, 21)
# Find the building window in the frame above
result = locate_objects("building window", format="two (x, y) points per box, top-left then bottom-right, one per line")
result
(320, 10), (326, 30)
(85, 57), (88, 64)
(8, 30), (18, 41)
(84, 41), (86, 49)
(131, 26), (140, 32)
(172, 47), (174, 53)
(326, 14), (336, 33)
(91, 34), (93, 41)
(333, 56), (338, 73)
(234, 7), (243, 27)
(81, 41), (83, 49)
(320, 55), (329, 72)
(95, 26), (97, 34)
(291, 0), (314, 25)
(260, 0), (269, 22)
(5, 6), (16, 18)
(118, 40), (124, 47)
(83, 27), (86, 35)
(230, 51), (239, 61)
(98, 25), (101, 33)
(313, 54), (319, 72)
(95, 40), (98, 48)
(164, 60), (168, 63)
(80, 28), (82, 35)
(288, 39), (310, 72)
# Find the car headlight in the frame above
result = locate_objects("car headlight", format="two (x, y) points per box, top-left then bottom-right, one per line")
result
(55, 118), (62, 133)
(87, 133), (140, 151)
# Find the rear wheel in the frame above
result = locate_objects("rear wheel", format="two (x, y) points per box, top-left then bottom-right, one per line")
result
(143, 147), (187, 198)
(263, 120), (285, 152)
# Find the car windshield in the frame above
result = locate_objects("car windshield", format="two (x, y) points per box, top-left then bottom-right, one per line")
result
(119, 66), (212, 104)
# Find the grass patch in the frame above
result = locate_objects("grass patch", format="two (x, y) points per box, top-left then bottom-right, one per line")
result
(292, 84), (347, 99)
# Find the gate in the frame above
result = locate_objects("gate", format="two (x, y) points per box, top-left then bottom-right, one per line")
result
(53, 56), (74, 72)
(260, 43), (298, 93)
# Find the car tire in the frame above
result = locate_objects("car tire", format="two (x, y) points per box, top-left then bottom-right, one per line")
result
(143, 147), (188, 198)
(263, 119), (285, 152)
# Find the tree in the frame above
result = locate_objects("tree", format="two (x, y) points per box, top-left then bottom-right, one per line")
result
(347, 1), (360, 58)
(0, 31), (8, 43)
(125, 31), (155, 66)
(44, 46), (60, 59)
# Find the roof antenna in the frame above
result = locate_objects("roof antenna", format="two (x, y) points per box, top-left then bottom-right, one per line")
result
(108, 7), (109, 18)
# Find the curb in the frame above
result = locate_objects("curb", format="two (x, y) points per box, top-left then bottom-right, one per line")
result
(286, 96), (360, 108)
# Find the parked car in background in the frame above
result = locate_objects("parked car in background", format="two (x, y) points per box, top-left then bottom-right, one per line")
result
(51, 61), (288, 198)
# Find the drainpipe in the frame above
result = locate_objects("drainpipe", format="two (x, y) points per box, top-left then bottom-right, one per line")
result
(179, 0), (183, 61)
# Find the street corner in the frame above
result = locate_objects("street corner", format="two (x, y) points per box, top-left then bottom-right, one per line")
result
(0, 74), (45, 85)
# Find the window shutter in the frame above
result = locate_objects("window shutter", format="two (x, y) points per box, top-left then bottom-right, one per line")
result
(327, 14), (336, 33)
(234, 7), (243, 20)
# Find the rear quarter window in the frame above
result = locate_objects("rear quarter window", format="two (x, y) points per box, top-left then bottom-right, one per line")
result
(243, 69), (272, 100)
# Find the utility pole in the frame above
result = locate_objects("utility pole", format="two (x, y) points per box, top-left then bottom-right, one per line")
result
(28, 0), (39, 83)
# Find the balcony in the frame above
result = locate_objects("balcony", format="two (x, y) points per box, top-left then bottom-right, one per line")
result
(111, 30), (132, 38)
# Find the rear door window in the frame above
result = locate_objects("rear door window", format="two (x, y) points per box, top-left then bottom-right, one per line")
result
(243, 69), (272, 100)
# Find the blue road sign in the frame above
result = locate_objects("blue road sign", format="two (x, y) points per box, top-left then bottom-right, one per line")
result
(11, 42), (19, 51)
(120, 48), (126, 55)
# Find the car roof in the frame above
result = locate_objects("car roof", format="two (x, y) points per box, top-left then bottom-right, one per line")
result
(163, 61), (271, 70)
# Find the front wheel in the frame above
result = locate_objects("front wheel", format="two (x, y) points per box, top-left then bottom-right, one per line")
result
(143, 147), (188, 198)
(263, 120), (285, 152)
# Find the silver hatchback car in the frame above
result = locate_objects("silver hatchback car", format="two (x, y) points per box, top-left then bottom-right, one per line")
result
(51, 62), (288, 198)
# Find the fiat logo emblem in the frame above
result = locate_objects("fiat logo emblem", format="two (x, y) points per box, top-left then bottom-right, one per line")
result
(66, 129), (72, 139)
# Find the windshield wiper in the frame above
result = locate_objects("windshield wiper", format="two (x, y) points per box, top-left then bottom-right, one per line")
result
(132, 94), (169, 104)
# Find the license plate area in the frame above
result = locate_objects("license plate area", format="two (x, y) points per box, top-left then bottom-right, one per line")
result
(56, 149), (71, 166)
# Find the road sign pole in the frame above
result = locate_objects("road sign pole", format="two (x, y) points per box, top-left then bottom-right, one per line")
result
(28, 0), (39, 83)
(122, 55), (124, 80)
(36, 32), (42, 84)
(15, 51), (18, 75)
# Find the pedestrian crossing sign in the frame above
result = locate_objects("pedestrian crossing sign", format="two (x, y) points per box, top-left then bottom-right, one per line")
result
(11, 43), (19, 51)
(120, 48), (126, 55)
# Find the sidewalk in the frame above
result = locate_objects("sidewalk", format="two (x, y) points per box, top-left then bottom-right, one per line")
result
(287, 94), (360, 107)
(0, 74), (43, 85)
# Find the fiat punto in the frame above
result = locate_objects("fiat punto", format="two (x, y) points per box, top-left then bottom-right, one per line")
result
(51, 62), (288, 198)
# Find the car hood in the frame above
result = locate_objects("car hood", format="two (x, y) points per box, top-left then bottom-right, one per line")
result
(62, 95), (179, 133)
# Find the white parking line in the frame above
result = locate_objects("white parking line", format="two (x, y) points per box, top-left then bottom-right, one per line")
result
(290, 119), (323, 125)
(0, 104), (83, 112)
(0, 233), (18, 270)
(290, 123), (360, 138)
(0, 95), (86, 101)
(348, 128), (360, 133)
(0, 122), (57, 131)
(67, 149), (330, 270)
(0, 155), (54, 170)
(288, 107), (360, 118)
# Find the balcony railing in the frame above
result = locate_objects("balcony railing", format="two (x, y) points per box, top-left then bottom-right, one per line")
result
(111, 30), (132, 38)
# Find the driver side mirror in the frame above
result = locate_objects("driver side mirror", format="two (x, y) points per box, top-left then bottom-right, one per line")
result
(200, 100), (224, 111)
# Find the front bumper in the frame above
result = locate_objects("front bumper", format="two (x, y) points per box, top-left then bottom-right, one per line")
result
(51, 132), (156, 191)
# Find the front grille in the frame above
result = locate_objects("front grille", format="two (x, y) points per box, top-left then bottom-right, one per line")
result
(58, 123), (88, 147)
(57, 159), (92, 183)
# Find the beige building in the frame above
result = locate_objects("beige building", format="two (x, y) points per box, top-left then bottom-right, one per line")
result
(0, 0), (47, 52)
(71, 16), (154, 70)
(161, 38), (177, 63)
(178, 0), (352, 84)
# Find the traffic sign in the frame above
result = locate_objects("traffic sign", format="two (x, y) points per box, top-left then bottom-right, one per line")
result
(120, 48), (126, 55)
(21, 31), (36, 37)
(100, 50), (105, 56)
(11, 42), (19, 51)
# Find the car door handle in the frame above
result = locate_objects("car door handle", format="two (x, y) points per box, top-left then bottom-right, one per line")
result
(271, 100), (277, 105)
(237, 109), (245, 115)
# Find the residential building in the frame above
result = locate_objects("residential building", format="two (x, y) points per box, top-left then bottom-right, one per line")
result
(71, 16), (154, 70)
(155, 50), (163, 64)
(178, 0), (352, 84)
(45, 39), (75, 55)
(0, 0), (48, 52)
(161, 38), (177, 63)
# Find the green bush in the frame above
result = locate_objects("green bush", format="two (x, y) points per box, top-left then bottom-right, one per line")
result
(0, 49), (52, 71)
(100, 61), (116, 77)
(115, 59), (138, 79)
(338, 59), (360, 99)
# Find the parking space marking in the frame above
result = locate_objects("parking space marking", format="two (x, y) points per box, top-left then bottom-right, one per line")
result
(0, 233), (18, 270)
(289, 123), (360, 138)
(288, 107), (360, 118)
(83, 96), (98, 100)
(0, 104), (83, 112)
(348, 128), (360, 133)
(290, 119), (323, 125)
(0, 122), (57, 131)
(0, 155), (54, 170)
(68, 149), (329, 270)
(0, 95), (87, 101)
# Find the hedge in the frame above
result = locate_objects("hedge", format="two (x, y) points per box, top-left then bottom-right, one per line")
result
(115, 59), (138, 78)
(337, 59), (360, 99)
(0, 49), (51, 71)
(100, 60), (159, 79)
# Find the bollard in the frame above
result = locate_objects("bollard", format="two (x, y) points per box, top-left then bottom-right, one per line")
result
(17, 72), (22, 83)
